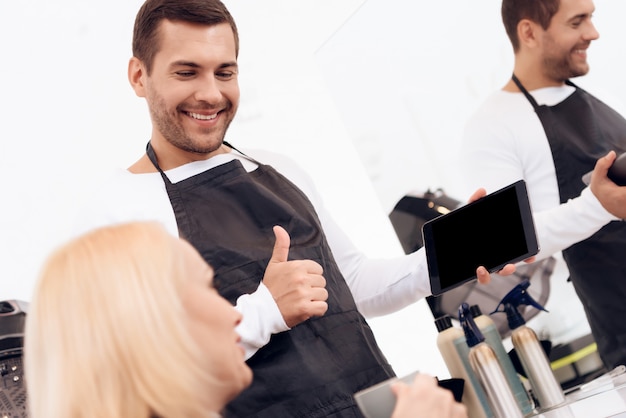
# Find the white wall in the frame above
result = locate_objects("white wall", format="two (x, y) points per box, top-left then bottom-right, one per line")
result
(1, 0), (624, 380)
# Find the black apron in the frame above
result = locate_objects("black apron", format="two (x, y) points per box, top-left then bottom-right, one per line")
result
(146, 143), (394, 417)
(513, 75), (626, 369)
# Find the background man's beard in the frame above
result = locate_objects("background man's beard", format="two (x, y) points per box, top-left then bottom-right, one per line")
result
(543, 57), (588, 81)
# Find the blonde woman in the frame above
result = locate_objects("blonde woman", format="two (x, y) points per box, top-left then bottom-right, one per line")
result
(24, 221), (252, 418)
(25, 221), (466, 417)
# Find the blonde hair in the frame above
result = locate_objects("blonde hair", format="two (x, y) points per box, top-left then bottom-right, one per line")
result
(25, 222), (221, 418)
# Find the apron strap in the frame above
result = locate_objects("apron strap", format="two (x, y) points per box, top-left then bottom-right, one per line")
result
(512, 74), (579, 110)
(512, 74), (539, 109)
(223, 140), (244, 155)
(145, 141), (193, 236)
(224, 141), (264, 166)
(145, 141), (172, 185)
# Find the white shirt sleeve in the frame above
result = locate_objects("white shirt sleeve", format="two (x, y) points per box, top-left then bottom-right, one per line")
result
(235, 282), (290, 360)
(533, 187), (618, 258)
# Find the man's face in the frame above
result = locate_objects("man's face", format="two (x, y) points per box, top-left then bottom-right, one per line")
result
(539, 0), (599, 82)
(135, 20), (240, 160)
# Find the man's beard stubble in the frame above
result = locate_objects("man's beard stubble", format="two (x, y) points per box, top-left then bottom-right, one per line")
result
(149, 92), (234, 155)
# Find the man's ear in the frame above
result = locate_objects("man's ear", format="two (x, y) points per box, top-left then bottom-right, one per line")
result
(128, 57), (147, 98)
(517, 18), (541, 50)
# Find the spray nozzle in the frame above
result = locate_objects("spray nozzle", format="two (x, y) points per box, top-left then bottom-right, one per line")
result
(458, 302), (485, 347)
(490, 279), (548, 329)
(491, 279), (548, 313)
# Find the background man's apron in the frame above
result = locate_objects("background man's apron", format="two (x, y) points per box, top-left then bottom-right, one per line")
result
(147, 143), (394, 417)
(513, 75), (626, 369)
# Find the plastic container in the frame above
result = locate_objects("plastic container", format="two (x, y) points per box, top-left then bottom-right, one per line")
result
(435, 315), (491, 418)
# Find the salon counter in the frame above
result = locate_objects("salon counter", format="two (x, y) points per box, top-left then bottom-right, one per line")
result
(531, 375), (626, 418)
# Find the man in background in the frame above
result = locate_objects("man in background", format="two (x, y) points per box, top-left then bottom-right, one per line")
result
(460, 0), (626, 369)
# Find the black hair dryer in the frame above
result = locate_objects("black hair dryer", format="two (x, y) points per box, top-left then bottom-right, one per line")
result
(0, 299), (29, 417)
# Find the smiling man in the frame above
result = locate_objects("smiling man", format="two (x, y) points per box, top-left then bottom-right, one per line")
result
(460, 0), (626, 370)
(71, 0), (509, 416)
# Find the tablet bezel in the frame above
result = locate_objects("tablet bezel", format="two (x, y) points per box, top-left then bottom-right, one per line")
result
(422, 180), (539, 296)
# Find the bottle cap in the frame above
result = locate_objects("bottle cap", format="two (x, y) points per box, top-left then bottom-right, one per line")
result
(469, 304), (483, 318)
(504, 303), (526, 329)
(435, 315), (453, 332)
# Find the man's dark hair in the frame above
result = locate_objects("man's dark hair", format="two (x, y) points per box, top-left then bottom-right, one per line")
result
(502, 0), (560, 52)
(132, 0), (239, 74)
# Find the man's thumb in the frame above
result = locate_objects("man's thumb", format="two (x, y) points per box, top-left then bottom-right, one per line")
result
(270, 225), (290, 263)
(597, 150), (617, 174)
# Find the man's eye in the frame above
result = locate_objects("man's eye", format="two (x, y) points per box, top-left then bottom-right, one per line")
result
(176, 71), (196, 77)
(216, 72), (235, 80)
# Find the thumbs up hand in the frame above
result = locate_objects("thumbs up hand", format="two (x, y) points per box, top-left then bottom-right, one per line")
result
(262, 225), (328, 328)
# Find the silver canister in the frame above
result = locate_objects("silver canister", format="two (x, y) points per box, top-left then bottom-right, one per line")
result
(511, 325), (566, 410)
(469, 341), (524, 418)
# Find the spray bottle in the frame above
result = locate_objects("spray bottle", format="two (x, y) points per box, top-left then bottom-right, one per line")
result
(492, 280), (566, 410)
(459, 303), (524, 418)
(470, 305), (534, 415)
(435, 315), (491, 418)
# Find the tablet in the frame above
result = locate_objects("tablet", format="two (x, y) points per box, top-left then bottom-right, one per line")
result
(422, 180), (539, 296)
